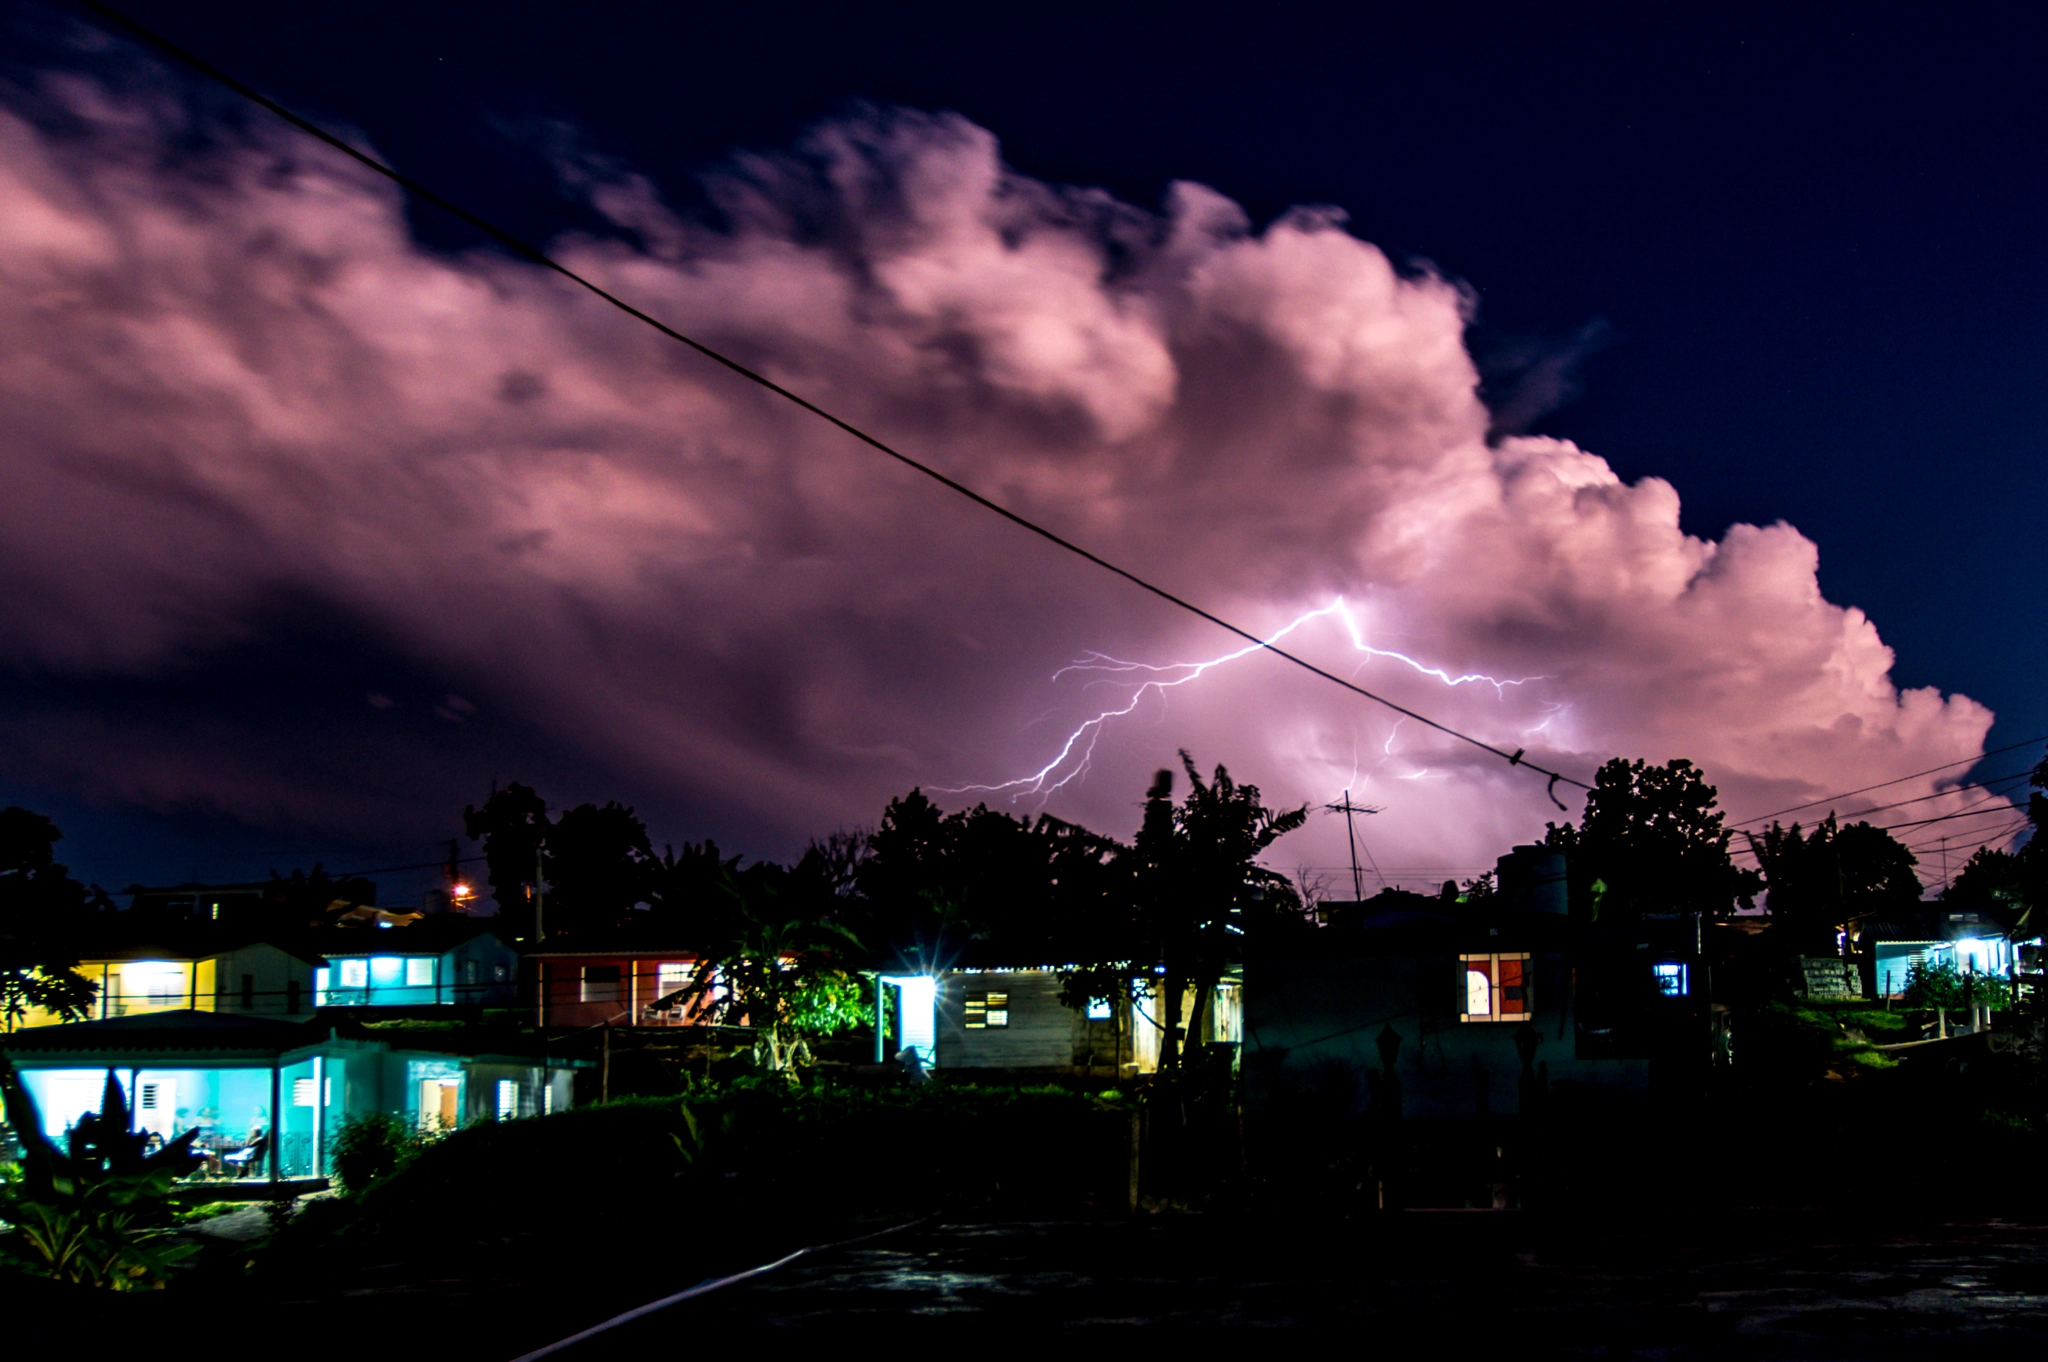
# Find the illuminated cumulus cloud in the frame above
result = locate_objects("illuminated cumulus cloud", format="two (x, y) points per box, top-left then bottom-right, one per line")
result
(0, 71), (2006, 876)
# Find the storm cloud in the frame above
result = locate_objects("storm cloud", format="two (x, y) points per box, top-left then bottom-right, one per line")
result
(0, 78), (2008, 883)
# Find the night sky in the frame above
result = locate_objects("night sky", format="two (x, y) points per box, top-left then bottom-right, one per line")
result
(1, 2), (2041, 900)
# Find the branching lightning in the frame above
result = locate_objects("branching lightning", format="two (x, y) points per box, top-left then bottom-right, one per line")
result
(945, 599), (1544, 800)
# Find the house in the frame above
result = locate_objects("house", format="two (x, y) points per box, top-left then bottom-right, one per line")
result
(0, 1011), (583, 1184)
(1865, 907), (2030, 1000)
(1245, 846), (1658, 1201)
(311, 919), (521, 1009)
(10, 939), (322, 1029)
(528, 944), (709, 1028)
(877, 955), (1238, 1077)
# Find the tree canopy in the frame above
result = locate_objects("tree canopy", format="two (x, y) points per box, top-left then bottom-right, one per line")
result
(1544, 757), (1760, 920)
(1746, 815), (1922, 952)
(0, 807), (101, 1027)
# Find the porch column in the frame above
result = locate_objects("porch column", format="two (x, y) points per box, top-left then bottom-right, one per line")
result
(874, 975), (886, 1063)
(268, 1064), (282, 1183)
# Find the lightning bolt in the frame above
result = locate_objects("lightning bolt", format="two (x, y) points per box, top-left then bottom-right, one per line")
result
(946, 599), (1543, 800)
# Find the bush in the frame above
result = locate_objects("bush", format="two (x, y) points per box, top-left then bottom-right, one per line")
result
(330, 1113), (412, 1195)
(262, 1083), (1129, 1282)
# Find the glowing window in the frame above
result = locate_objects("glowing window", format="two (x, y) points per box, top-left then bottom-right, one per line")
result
(369, 956), (404, 987)
(292, 1078), (318, 1107)
(964, 990), (1009, 1029)
(1653, 962), (1689, 997)
(338, 959), (368, 989)
(125, 962), (184, 1006)
(496, 1079), (518, 1120)
(1086, 997), (1113, 1021)
(405, 958), (435, 987)
(1460, 953), (1532, 1023)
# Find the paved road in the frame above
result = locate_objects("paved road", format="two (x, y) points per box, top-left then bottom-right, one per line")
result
(577, 1215), (2048, 1356)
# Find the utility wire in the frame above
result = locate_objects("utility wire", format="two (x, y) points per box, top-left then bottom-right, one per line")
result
(1729, 768), (2034, 832)
(74, 0), (1591, 805)
(1726, 735), (2048, 828)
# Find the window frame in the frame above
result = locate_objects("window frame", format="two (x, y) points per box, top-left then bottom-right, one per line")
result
(1459, 952), (1533, 1023)
(582, 963), (624, 1003)
(963, 989), (1011, 1030)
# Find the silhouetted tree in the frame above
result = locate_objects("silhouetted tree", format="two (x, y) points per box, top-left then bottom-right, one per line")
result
(545, 800), (656, 936)
(1747, 816), (1922, 953)
(1544, 757), (1759, 921)
(0, 807), (100, 1029)
(1127, 752), (1308, 1074)
(679, 859), (866, 1071)
(463, 782), (550, 932)
(850, 791), (1125, 968)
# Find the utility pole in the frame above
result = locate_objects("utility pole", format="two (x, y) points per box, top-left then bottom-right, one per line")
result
(1322, 790), (1383, 901)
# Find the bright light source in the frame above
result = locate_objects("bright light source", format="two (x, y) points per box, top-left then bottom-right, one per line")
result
(880, 974), (938, 1066)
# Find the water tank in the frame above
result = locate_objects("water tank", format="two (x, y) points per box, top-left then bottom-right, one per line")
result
(1497, 844), (1568, 915)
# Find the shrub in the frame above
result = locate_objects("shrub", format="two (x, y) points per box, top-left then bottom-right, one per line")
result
(330, 1113), (412, 1195)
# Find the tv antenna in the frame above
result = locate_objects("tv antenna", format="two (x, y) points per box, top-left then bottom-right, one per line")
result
(1322, 789), (1384, 901)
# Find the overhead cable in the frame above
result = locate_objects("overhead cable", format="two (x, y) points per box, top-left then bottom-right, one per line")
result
(1727, 735), (2048, 828)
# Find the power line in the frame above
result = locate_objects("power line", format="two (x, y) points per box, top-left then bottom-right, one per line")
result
(74, 0), (1592, 806)
(1733, 783), (2032, 859)
(1731, 768), (2035, 830)
(1726, 734), (2048, 828)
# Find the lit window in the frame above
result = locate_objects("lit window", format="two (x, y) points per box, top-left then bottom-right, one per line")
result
(1653, 962), (1689, 997)
(496, 1079), (518, 1120)
(1086, 997), (1112, 1021)
(405, 958), (435, 987)
(1460, 953), (1532, 1023)
(964, 990), (1009, 1029)
(125, 962), (183, 1006)
(139, 1082), (160, 1111)
(370, 956), (404, 987)
(338, 959), (368, 989)
(292, 1078), (317, 1107)
(582, 965), (622, 1003)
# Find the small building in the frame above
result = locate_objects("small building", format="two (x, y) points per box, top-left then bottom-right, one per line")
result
(878, 958), (1239, 1077)
(1246, 846), (1658, 1203)
(1865, 906), (2029, 999)
(528, 945), (708, 1028)
(10, 939), (323, 1029)
(0, 1012), (581, 1183)
(311, 920), (520, 1009)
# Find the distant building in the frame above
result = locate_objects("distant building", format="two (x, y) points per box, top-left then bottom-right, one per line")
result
(10, 939), (321, 1029)
(311, 919), (520, 1010)
(874, 953), (1236, 1077)
(526, 943), (708, 1028)
(2, 1011), (583, 1184)
(1245, 845), (1666, 1204)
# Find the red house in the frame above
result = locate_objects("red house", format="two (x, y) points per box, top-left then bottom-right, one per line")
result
(529, 945), (709, 1029)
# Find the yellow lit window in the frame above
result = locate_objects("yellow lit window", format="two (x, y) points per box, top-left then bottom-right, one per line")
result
(963, 990), (1010, 1029)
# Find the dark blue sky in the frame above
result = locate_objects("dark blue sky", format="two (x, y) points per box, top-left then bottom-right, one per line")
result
(7, 1), (2043, 892)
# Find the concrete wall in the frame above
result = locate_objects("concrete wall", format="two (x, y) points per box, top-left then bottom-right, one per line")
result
(1247, 949), (1648, 1121)
(210, 944), (317, 1017)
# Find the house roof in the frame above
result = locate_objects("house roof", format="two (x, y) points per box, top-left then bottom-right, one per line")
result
(0, 1010), (324, 1060)
(1, 1010), (590, 1069)
(307, 917), (514, 958)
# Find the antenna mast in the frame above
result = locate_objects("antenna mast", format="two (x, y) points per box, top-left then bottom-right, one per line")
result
(1322, 789), (1384, 901)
